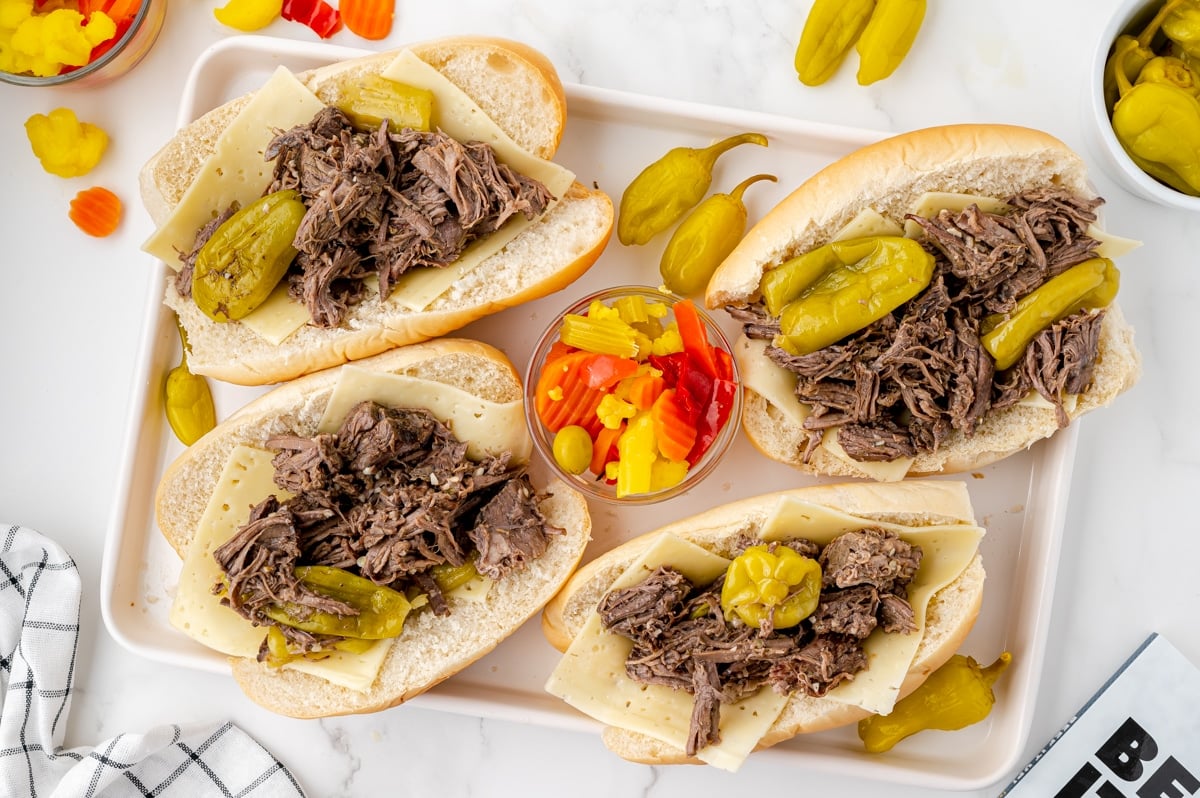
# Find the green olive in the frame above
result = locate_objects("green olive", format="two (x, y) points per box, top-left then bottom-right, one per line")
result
(552, 425), (594, 475)
(337, 75), (434, 132)
(192, 190), (306, 322)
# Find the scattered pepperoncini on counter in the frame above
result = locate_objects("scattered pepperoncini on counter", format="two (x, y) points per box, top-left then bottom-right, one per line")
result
(164, 321), (216, 447)
(720, 544), (822, 631)
(617, 132), (768, 246)
(794, 0), (926, 86)
(1105, 0), (1200, 195)
(659, 173), (777, 296)
(24, 108), (108, 178)
(858, 651), (1012, 753)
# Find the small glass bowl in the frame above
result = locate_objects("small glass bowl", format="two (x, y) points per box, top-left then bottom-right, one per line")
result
(0, 0), (166, 88)
(1085, 0), (1200, 210)
(524, 285), (742, 505)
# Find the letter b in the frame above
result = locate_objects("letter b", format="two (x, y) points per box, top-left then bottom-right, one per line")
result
(1098, 718), (1159, 782)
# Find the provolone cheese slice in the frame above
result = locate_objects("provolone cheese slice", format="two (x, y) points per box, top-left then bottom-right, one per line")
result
(734, 335), (808, 429)
(143, 68), (325, 267)
(903, 192), (1012, 239)
(544, 533), (789, 772)
(1087, 224), (1143, 259)
(317, 365), (532, 463)
(168, 444), (394, 692)
(759, 498), (983, 714)
(240, 282), (310, 345)
(833, 208), (904, 240)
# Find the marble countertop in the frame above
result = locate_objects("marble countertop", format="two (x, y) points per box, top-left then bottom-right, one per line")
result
(2, 1), (1197, 796)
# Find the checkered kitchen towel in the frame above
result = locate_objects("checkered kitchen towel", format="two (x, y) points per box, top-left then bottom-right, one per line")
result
(0, 523), (307, 797)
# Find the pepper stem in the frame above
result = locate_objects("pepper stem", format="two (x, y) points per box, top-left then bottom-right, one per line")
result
(699, 132), (769, 170)
(1138, 0), (1185, 47)
(727, 173), (778, 203)
(980, 651), (1013, 688)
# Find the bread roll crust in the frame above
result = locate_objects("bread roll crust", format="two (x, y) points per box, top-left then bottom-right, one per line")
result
(703, 123), (1141, 478)
(541, 480), (985, 764)
(142, 37), (613, 386)
(156, 339), (592, 717)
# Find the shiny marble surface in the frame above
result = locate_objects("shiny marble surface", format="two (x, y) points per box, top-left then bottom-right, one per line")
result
(2, 1), (1197, 795)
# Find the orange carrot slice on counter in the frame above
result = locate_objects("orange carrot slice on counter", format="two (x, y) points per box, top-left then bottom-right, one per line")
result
(339, 0), (393, 39)
(69, 186), (122, 237)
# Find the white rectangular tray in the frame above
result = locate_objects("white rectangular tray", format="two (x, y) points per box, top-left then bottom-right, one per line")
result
(101, 35), (1078, 791)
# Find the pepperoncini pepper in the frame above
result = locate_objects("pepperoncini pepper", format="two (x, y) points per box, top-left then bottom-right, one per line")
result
(1112, 80), (1200, 196)
(776, 236), (935, 356)
(858, 651), (1012, 753)
(262, 565), (413, 640)
(1104, 0), (1184, 109)
(1136, 55), (1200, 94)
(720, 544), (822, 631)
(336, 75), (435, 132)
(617, 132), (769, 246)
(854, 0), (926, 86)
(164, 321), (216, 446)
(794, 0), (876, 86)
(24, 108), (109, 178)
(1164, 0), (1200, 59)
(982, 258), (1118, 370)
(659, 173), (777, 296)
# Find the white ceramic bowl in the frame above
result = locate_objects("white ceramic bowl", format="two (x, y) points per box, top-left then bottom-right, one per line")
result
(1085, 0), (1200, 210)
(524, 285), (742, 505)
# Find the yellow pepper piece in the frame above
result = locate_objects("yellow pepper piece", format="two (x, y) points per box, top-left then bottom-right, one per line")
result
(650, 458), (689, 491)
(560, 313), (640, 358)
(858, 652), (1012, 752)
(25, 107), (108, 178)
(720, 545), (822, 631)
(615, 412), (657, 497)
(855, 0), (926, 86)
(794, 0), (876, 86)
(213, 0), (283, 32)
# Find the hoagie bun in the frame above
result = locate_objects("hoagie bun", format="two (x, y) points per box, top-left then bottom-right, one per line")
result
(542, 481), (985, 768)
(157, 339), (591, 717)
(705, 124), (1140, 480)
(141, 37), (613, 386)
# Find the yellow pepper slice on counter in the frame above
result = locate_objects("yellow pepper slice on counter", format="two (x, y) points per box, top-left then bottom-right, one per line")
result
(24, 107), (109, 178)
(720, 545), (822, 631)
(213, 0), (283, 32)
(858, 652), (1012, 752)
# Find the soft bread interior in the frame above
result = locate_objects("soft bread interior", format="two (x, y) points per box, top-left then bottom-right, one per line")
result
(540, 481), (985, 763)
(703, 124), (1141, 478)
(156, 339), (592, 717)
(141, 37), (613, 386)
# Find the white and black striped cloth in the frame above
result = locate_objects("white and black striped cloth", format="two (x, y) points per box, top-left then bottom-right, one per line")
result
(0, 523), (306, 797)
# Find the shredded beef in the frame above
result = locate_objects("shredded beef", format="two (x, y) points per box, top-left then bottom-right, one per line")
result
(248, 107), (555, 327)
(599, 531), (921, 755)
(734, 188), (1109, 462)
(212, 400), (560, 656)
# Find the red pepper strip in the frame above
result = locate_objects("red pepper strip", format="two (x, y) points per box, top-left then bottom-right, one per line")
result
(590, 423), (624, 476)
(581, 354), (639, 391)
(281, 0), (342, 38)
(674, 299), (720, 379)
(689, 378), (737, 465)
(714, 346), (734, 382)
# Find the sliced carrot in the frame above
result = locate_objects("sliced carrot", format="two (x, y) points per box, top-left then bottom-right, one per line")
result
(69, 187), (122, 237)
(534, 351), (605, 437)
(627, 372), (665, 411)
(589, 423), (624, 476)
(339, 0), (393, 40)
(650, 389), (697, 463)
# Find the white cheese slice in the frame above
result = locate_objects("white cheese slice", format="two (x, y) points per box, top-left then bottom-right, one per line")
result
(734, 335), (808, 429)
(142, 67), (325, 268)
(544, 533), (789, 772)
(758, 498), (983, 715)
(1017, 389), (1079, 415)
(832, 208), (904, 240)
(1087, 224), (1142, 259)
(903, 192), (1012, 239)
(240, 282), (310, 345)
(168, 444), (394, 692)
(317, 365), (532, 464)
